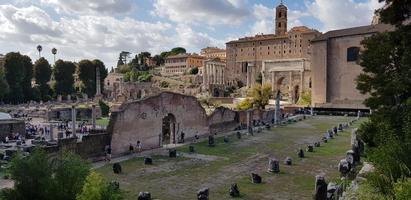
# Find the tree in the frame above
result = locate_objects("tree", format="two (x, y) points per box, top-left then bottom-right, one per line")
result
(1, 149), (91, 200)
(248, 83), (272, 109)
(76, 171), (124, 200)
(21, 55), (33, 101)
(93, 59), (108, 93)
(152, 55), (164, 66)
(99, 100), (110, 117)
(355, 0), (411, 197)
(190, 67), (199, 75)
(53, 60), (76, 96)
(0, 67), (9, 101)
(34, 57), (52, 101)
(4, 52), (25, 103)
(236, 98), (253, 110)
(170, 47), (186, 56)
(297, 90), (312, 107)
(77, 60), (95, 97)
(50, 152), (90, 200)
(4, 149), (52, 200)
(77, 59), (108, 97)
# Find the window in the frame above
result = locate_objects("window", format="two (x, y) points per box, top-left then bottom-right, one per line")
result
(347, 47), (360, 62)
(278, 23), (281, 28)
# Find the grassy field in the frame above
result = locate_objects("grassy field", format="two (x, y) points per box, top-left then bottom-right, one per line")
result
(97, 116), (362, 200)
(96, 117), (110, 127)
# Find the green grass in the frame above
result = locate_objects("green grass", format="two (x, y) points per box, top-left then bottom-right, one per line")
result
(96, 117), (109, 127)
(97, 116), (365, 200)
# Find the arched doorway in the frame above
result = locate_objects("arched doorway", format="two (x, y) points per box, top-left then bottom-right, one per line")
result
(276, 77), (285, 99)
(161, 113), (176, 146)
(213, 88), (220, 97)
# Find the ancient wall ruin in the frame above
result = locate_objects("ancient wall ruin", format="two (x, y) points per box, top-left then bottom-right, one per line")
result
(108, 92), (280, 156)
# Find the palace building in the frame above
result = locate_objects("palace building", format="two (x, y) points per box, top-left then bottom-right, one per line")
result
(226, 2), (320, 103)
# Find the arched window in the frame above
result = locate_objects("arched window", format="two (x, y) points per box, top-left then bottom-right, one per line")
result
(279, 12), (282, 18)
(347, 47), (360, 62)
(278, 22), (281, 28)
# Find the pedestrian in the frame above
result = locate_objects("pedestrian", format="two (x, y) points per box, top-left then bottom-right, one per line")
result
(136, 140), (142, 152)
(129, 143), (134, 154)
(105, 145), (112, 162)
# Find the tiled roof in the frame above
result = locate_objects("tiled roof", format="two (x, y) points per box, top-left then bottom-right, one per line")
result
(312, 23), (394, 42)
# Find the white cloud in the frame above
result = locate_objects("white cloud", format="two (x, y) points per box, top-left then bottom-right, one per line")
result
(307, 0), (384, 31)
(153, 0), (250, 25)
(0, 4), (175, 68)
(40, 0), (135, 16)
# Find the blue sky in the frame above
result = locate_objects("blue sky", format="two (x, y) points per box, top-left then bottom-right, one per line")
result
(0, 0), (383, 68)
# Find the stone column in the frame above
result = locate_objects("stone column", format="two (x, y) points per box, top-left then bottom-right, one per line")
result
(92, 105), (96, 130)
(246, 110), (252, 135)
(49, 123), (54, 141)
(289, 71), (293, 103)
(247, 63), (253, 88)
(271, 72), (276, 92)
(71, 105), (76, 138)
(300, 71), (304, 95)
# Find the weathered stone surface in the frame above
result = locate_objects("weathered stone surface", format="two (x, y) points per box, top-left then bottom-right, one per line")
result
(144, 157), (152, 165)
(314, 175), (327, 200)
(197, 188), (209, 200)
(322, 136), (328, 143)
(229, 183), (240, 197)
(113, 163), (122, 174)
(284, 157), (292, 165)
(251, 173), (262, 184)
(138, 191), (151, 200)
(268, 158), (280, 173)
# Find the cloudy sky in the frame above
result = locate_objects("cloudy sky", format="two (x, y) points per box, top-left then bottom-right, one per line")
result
(0, 0), (383, 68)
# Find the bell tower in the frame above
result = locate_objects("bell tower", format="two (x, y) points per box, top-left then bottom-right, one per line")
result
(275, 0), (288, 35)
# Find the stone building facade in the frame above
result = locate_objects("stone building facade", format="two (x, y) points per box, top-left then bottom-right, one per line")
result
(225, 2), (320, 103)
(311, 23), (393, 109)
(202, 58), (226, 97)
(200, 47), (226, 61)
(162, 53), (205, 76)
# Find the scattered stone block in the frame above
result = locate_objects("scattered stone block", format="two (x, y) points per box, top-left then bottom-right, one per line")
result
(284, 157), (292, 165)
(144, 157), (152, 165)
(314, 175), (327, 200)
(307, 145), (314, 152)
(197, 188), (209, 200)
(298, 149), (305, 158)
(251, 173), (262, 184)
(338, 159), (351, 176)
(346, 150), (355, 166)
(229, 183), (240, 197)
(169, 149), (177, 158)
(113, 163), (122, 174)
(322, 137), (328, 143)
(138, 191), (151, 200)
(314, 142), (321, 147)
(268, 158), (280, 173)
